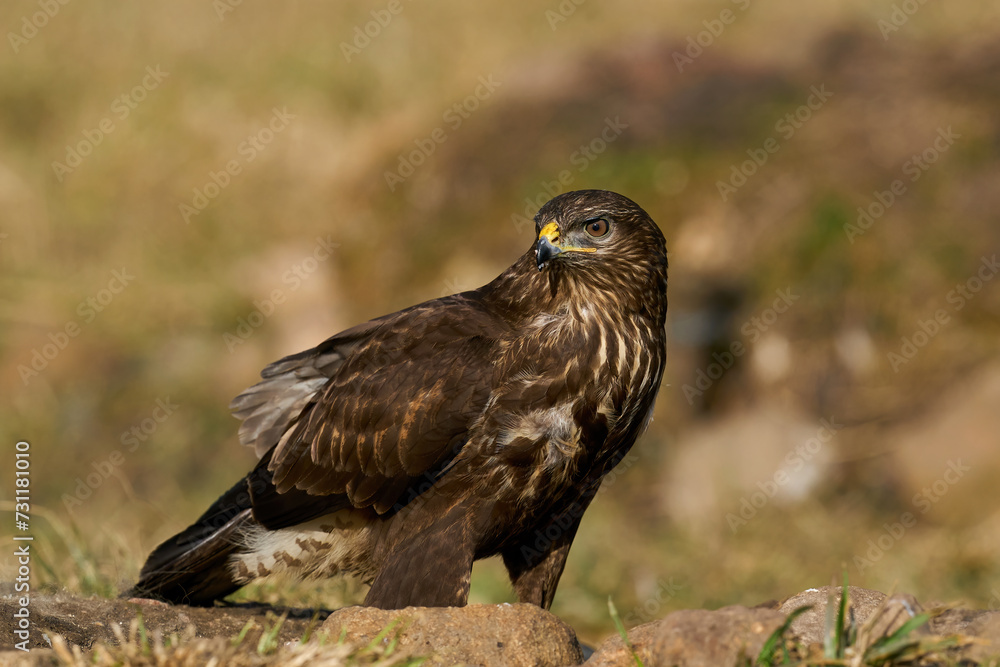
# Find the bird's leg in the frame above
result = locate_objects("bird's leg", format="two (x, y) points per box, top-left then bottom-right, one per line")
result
(503, 540), (575, 610)
(364, 501), (477, 609)
(501, 494), (593, 610)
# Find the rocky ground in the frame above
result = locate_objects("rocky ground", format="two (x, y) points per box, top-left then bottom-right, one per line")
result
(2, 586), (999, 666)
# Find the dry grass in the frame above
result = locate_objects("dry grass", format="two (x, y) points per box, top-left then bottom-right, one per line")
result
(48, 614), (427, 667)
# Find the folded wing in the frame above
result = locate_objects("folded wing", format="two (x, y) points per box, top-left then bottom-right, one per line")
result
(228, 294), (502, 525)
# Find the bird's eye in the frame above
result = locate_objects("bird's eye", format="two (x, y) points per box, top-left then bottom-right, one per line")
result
(584, 217), (611, 238)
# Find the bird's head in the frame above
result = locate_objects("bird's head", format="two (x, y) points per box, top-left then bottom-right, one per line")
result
(533, 190), (667, 284)
(479, 190), (667, 324)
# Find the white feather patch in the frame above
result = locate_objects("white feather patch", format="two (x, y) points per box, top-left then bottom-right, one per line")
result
(230, 510), (374, 582)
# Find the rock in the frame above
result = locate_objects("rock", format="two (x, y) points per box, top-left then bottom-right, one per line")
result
(10, 589), (1000, 666)
(584, 621), (664, 667)
(586, 605), (786, 667)
(930, 608), (1000, 663)
(320, 602), (583, 667)
(777, 586), (1000, 663)
(0, 593), (324, 652)
(931, 607), (998, 636)
(778, 585), (925, 645)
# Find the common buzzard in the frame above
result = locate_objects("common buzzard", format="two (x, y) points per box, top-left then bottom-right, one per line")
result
(127, 189), (668, 609)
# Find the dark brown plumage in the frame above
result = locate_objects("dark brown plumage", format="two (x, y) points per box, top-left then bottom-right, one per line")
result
(126, 189), (668, 610)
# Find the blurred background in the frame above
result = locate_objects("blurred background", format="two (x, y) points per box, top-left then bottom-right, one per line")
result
(2, 0), (999, 645)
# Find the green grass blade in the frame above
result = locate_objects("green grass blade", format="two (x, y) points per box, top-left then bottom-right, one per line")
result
(256, 613), (286, 655)
(608, 597), (644, 667)
(136, 613), (150, 655)
(872, 611), (931, 648)
(364, 617), (403, 653)
(864, 612), (932, 662)
(823, 570), (850, 658)
(835, 570), (848, 656)
(231, 619), (255, 648)
(757, 605), (811, 665)
(299, 611), (321, 645)
(823, 588), (838, 657)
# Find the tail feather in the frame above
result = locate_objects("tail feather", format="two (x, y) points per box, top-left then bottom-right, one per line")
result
(124, 476), (255, 606)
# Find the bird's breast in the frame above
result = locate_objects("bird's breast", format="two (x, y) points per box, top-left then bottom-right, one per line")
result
(482, 307), (664, 506)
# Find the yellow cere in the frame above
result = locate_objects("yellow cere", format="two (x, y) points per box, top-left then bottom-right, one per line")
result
(537, 221), (597, 253)
(538, 221), (560, 242)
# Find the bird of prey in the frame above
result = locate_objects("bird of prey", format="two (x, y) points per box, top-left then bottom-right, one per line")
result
(127, 189), (668, 610)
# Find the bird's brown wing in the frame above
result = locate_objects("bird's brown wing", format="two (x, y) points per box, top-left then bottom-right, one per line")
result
(228, 294), (500, 521)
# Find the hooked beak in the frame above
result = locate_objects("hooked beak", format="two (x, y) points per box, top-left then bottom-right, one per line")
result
(536, 222), (562, 271)
(535, 221), (596, 271)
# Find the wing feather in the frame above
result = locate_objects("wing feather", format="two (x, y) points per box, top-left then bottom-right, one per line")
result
(228, 294), (502, 517)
